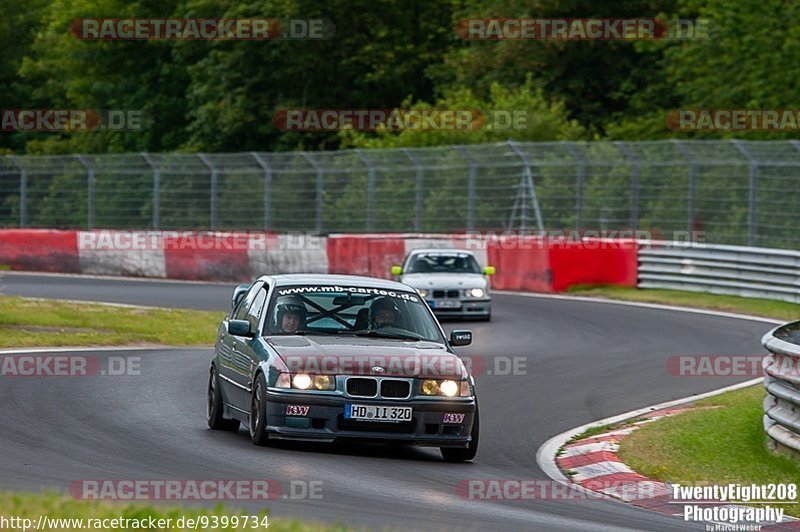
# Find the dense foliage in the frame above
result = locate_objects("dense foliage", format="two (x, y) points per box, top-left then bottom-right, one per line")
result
(2, 0), (797, 155)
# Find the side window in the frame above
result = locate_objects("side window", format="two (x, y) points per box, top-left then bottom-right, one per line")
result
(246, 288), (268, 332)
(233, 282), (263, 321)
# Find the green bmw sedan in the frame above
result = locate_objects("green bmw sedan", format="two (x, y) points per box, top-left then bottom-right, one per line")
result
(207, 274), (479, 462)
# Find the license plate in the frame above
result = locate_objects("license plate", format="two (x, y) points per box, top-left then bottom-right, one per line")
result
(344, 404), (412, 422)
(435, 299), (461, 309)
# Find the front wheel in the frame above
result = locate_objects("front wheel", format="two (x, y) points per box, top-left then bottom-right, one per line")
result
(249, 372), (270, 446)
(440, 403), (479, 462)
(207, 366), (239, 432)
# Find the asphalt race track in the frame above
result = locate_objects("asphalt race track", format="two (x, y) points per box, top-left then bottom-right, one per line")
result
(0, 272), (774, 531)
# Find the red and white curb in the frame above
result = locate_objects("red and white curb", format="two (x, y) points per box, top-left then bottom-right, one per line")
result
(557, 408), (686, 510)
(549, 405), (800, 529)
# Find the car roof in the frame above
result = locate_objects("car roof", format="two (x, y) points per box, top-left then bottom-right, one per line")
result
(407, 248), (476, 256)
(263, 273), (412, 291)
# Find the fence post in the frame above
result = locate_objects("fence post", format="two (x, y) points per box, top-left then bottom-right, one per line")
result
(506, 140), (544, 232)
(563, 143), (585, 231)
(671, 140), (697, 241)
(141, 153), (159, 229)
(302, 153), (324, 232)
(250, 152), (272, 230)
(402, 148), (423, 231)
(9, 156), (26, 228)
(197, 154), (217, 229)
(731, 140), (757, 246)
(613, 141), (639, 230)
(76, 155), (94, 229)
(455, 145), (477, 230)
(356, 150), (376, 232)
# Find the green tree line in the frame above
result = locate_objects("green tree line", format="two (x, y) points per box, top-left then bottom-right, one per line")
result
(2, 0), (799, 156)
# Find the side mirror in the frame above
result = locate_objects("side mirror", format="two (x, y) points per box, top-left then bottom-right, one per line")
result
(450, 329), (472, 347)
(228, 319), (253, 337)
(483, 266), (496, 276)
(391, 265), (403, 276)
(231, 284), (250, 309)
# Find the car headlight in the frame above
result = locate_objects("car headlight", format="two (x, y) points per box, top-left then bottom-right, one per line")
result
(440, 380), (459, 397)
(292, 374), (312, 390)
(420, 379), (468, 397)
(417, 289), (428, 298)
(312, 375), (335, 390)
(290, 373), (335, 391)
(464, 288), (485, 298)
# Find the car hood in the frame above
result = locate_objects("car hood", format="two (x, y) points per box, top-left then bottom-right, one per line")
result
(400, 273), (486, 290)
(266, 335), (467, 379)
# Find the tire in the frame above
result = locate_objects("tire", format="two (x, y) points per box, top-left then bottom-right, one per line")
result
(207, 366), (239, 432)
(440, 403), (479, 462)
(249, 372), (270, 446)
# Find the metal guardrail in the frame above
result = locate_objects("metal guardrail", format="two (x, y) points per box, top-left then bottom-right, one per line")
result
(638, 242), (800, 304)
(763, 322), (800, 460)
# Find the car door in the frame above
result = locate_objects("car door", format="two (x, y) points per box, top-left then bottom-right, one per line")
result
(228, 285), (268, 409)
(219, 282), (263, 408)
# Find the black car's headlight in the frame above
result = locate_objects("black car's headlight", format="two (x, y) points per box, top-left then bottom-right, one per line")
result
(276, 373), (335, 391)
(420, 379), (470, 397)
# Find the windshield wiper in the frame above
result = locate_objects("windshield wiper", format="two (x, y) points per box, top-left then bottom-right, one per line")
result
(347, 330), (424, 341)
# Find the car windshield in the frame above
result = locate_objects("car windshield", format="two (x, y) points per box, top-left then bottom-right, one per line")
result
(265, 284), (445, 343)
(406, 253), (481, 274)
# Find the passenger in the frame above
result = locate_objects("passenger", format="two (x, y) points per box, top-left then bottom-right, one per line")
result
(370, 296), (400, 329)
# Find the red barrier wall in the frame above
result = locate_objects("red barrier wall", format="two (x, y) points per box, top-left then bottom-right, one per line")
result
(486, 237), (551, 292)
(547, 239), (638, 291)
(0, 229), (80, 272)
(163, 232), (251, 281)
(0, 230), (639, 292)
(326, 236), (371, 275)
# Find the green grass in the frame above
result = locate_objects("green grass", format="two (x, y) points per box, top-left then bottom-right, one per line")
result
(566, 285), (800, 321)
(569, 417), (649, 443)
(0, 296), (223, 347)
(0, 491), (342, 531)
(618, 385), (800, 517)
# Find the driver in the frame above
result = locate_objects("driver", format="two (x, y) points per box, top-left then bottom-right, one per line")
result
(369, 296), (400, 329)
(273, 296), (307, 334)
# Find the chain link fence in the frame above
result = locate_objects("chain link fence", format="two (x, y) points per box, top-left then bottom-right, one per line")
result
(1, 140), (799, 249)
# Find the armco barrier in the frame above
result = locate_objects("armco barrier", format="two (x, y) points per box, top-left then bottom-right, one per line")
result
(0, 230), (639, 291)
(762, 321), (800, 461)
(639, 241), (800, 304)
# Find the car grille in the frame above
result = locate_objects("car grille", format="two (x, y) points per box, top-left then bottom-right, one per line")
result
(432, 289), (460, 298)
(346, 378), (377, 397)
(345, 377), (411, 399)
(380, 379), (410, 398)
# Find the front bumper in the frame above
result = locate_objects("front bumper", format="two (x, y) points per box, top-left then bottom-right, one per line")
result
(265, 389), (476, 447)
(427, 298), (491, 318)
